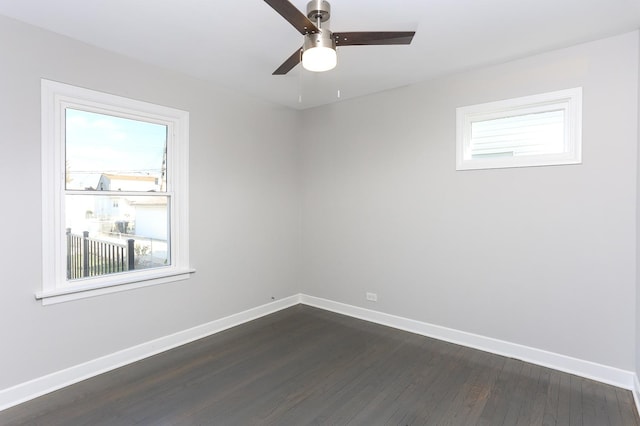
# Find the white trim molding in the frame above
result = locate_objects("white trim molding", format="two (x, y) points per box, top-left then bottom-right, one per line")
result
(40, 79), (191, 305)
(0, 295), (302, 411)
(634, 374), (640, 420)
(1, 294), (637, 413)
(300, 295), (636, 390)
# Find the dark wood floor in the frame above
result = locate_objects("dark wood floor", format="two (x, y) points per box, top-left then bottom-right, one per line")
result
(1, 305), (638, 425)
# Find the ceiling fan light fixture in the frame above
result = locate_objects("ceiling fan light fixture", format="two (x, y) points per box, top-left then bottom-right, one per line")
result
(302, 46), (337, 72)
(265, 0), (416, 75)
(302, 30), (336, 72)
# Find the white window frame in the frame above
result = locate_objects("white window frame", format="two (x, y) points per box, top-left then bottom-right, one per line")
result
(39, 79), (192, 305)
(456, 88), (582, 170)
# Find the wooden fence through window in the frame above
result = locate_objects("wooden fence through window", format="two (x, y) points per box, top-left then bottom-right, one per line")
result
(66, 229), (135, 279)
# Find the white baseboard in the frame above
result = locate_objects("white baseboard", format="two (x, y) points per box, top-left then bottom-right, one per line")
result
(2, 293), (637, 413)
(0, 294), (301, 411)
(634, 374), (640, 419)
(300, 294), (636, 391)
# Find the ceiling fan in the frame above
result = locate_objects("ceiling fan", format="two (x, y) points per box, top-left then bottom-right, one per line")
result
(264, 0), (416, 74)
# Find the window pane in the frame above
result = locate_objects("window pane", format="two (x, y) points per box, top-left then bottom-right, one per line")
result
(65, 109), (167, 192)
(65, 194), (170, 280)
(470, 110), (565, 159)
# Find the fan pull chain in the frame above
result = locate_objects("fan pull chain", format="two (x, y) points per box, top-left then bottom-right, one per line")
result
(298, 42), (304, 104)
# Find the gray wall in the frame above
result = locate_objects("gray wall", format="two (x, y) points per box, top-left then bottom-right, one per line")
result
(300, 32), (639, 370)
(0, 16), (301, 389)
(1, 12), (638, 394)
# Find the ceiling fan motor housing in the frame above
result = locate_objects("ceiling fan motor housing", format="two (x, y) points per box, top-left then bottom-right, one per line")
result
(307, 0), (331, 25)
(304, 28), (336, 51)
(303, 1), (335, 72)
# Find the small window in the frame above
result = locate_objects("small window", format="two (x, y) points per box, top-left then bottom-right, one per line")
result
(40, 80), (192, 304)
(456, 88), (582, 170)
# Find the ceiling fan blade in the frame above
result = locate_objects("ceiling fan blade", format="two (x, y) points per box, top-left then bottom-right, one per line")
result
(273, 47), (303, 75)
(264, 0), (319, 35)
(334, 31), (416, 46)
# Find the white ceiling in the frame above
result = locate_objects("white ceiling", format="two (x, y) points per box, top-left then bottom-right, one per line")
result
(0, 0), (639, 110)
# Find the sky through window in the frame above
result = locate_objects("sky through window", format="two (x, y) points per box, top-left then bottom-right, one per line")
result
(65, 108), (167, 190)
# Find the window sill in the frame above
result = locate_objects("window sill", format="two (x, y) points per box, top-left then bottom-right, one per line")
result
(36, 268), (196, 305)
(456, 155), (581, 171)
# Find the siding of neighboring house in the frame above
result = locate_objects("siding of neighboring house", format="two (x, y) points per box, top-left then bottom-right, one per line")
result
(129, 199), (168, 241)
(103, 174), (159, 192)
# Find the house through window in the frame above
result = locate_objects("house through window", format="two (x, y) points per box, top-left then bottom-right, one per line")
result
(65, 109), (170, 278)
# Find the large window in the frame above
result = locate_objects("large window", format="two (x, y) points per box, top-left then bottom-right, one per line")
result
(40, 80), (191, 304)
(456, 88), (582, 170)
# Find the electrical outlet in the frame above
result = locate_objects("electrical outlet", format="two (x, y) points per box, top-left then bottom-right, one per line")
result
(366, 292), (377, 302)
